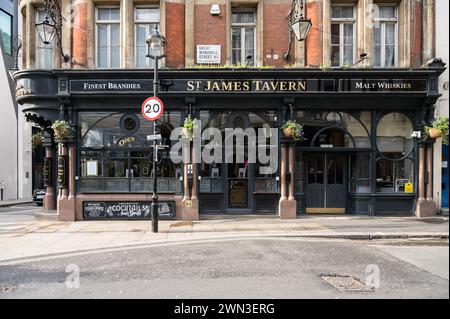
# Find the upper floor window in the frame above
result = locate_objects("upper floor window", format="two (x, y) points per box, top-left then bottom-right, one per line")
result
(96, 7), (120, 68)
(0, 9), (12, 55)
(231, 10), (256, 66)
(372, 5), (397, 68)
(331, 5), (355, 67)
(36, 8), (53, 69)
(135, 7), (160, 68)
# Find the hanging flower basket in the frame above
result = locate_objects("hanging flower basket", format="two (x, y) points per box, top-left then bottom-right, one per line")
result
(32, 132), (45, 146)
(424, 116), (449, 145)
(428, 127), (442, 139)
(51, 120), (75, 143)
(281, 120), (305, 141)
(181, 115), (198, 140)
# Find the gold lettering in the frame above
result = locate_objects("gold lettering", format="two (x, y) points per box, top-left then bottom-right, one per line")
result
(298, 81), (306, 91)
(187, 81), (195, 91)
(270, 81), (279, 91)
(288, 81), (296, 91)
(280, 81), (288, 91)
(242, 81), (250, 91)
(211, 82), (220, 91)
(254, 80), (262, 91)
(205, 81), (212, 91)
(234, 81), (242, 91)
(221, 81), (232, 91)
(262, 81), (271, 91)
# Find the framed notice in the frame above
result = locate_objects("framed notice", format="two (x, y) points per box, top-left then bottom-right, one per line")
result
(197, 45), (221, 64)
(86, 160), (98, 176)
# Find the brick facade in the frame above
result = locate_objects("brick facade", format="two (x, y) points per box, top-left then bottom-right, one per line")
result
(18, 0), (435, 70)
(165, 2), (185, 68)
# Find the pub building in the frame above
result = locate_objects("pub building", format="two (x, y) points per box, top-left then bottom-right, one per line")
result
(13, 63), (446, 220)
(12, 0), (446, 221)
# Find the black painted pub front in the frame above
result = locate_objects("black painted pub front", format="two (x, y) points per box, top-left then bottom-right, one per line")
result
(14, 61), (446, 219)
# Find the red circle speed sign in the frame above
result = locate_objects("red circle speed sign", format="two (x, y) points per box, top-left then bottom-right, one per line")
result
(141, 97), (164, 121)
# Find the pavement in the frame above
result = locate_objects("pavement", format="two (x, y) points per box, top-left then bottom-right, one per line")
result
(0, 198), (33, 207)
(0, 204), (448, 264)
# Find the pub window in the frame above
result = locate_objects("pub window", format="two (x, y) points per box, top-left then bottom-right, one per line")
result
(231, 10), (256, 66)
(349, 153), (371, 193)
(96, 7), (120, 68)
(35, 8), (53, 69)
(372, 4), (398, 68)
(331, 5), (356, 67)
(376, 113), (414, 193)
(78, 112), (182, 193)
(0, 9), (12, 55)
(134, 6), (160, 68)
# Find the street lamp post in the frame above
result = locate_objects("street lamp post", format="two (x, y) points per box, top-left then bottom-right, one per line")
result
(146, 26), (166, 233)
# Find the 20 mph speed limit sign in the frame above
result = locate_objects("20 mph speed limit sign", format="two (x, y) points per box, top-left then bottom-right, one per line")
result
(142, 97), (164, 121)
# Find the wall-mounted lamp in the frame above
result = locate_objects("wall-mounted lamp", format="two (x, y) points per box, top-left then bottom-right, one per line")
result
(210, 4), (221, 16)
(284, 0), (312, 61)
(34, 0), (70, 63)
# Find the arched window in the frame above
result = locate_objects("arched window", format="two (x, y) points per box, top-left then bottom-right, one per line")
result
(376, 113), (415, 193)
(78, 112), (182, 193)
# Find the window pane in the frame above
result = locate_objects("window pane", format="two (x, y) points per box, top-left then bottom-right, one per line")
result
(379, 6), (396, 19)
(385, 23), (395, 45)
(109, 8), (120, 21)
(331, 23), (340, 45)
(332, 6), (353, 19)
(97, 8), (110, 20)
(245, 28), (254, 50)
(97, 24), (107, 46)
(343, 45), (353, 66)
(0, 10), (12, 55)
(385, 45), (395, 67)
(136, 24), (147, 45)
(331, 7), (341, 19)
(331, 45), (340, 67)
(343, 23), (353, 45)
(110, 24), (120, 46)
(376, 159), (413, 193)
(110, 47), (120, 67)
(232, 12), (255, 24)
(135, 8), (160, 22)
(97, 46), (107, 68)
(377, 113), (414, 157)
(136, 46), (147, 68)
(341, 6), (353, 18)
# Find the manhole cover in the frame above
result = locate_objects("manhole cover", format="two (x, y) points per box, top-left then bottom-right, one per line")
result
(321, 274), (374, 293)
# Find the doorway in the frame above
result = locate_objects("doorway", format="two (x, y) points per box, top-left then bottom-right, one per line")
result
(306, 153), (347, 213)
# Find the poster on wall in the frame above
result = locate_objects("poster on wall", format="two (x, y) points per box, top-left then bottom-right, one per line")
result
(86, 160), (98, 176)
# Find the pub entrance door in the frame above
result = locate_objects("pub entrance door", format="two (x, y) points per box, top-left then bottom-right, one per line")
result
(305, 153), (347, 213)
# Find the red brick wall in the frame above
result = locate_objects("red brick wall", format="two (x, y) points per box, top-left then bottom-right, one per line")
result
(305, 0), (322, 67)
(263, 3), (294, 66)
(194, 4), (227, 65)
(72, 0), (87, 68)
(410, 0), (423, 68)
(165, 2), (185, 68)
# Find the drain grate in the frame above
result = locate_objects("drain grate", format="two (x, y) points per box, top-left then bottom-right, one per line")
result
(321, 274), (374, 293)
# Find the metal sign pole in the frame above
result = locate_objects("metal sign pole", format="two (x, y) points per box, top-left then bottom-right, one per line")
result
(150, 56), (160, 233)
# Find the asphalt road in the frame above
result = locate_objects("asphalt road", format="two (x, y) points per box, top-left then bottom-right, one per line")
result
(0, 238), (448, 299)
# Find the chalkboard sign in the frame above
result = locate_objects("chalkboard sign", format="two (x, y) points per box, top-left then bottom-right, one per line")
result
(43, 158), (52, 187)
(57, 155), (67, 188)
(83, 201), (176, 220)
